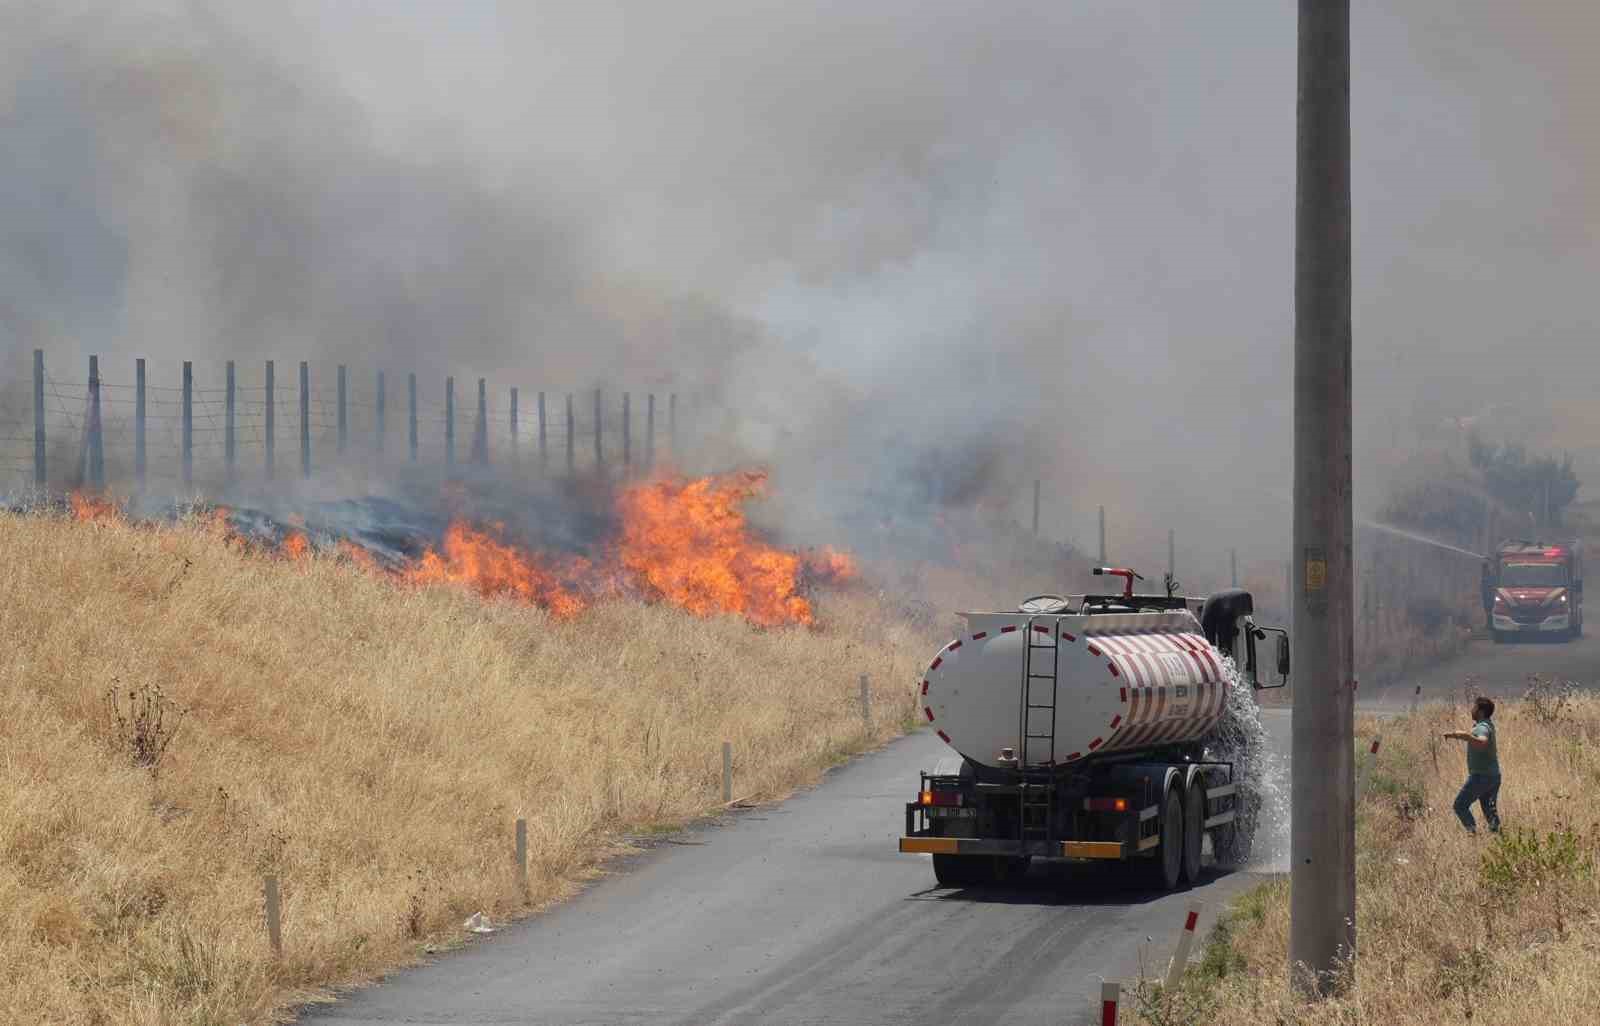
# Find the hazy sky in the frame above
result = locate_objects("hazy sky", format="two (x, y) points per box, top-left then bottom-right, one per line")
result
(1, 1), (1594, 577)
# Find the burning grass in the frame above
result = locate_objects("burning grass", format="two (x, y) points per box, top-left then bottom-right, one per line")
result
(68, 468), (857, 627)
(1130, 691), (1600, 1025)
(0, 509), (931, 1025)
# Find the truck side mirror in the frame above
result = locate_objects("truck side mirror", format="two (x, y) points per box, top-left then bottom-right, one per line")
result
(1277, 635), (1291, 676)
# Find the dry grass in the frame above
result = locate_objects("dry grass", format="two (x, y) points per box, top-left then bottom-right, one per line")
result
(1129, 688), (1600, 1025)
(0, 511), (936, 1026)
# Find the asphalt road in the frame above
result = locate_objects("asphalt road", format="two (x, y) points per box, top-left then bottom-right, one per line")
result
(1360, 628), (1600, 712)
(300, 712), (1291, 1026)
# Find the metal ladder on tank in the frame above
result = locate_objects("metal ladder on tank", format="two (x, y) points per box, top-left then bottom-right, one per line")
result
(1018, 616), (1061, 845)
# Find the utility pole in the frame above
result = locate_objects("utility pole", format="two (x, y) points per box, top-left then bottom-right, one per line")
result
(1291, 0), (1355, 998)
(1098, 505), (1106, 564)
(1231, 548), (1238, 589)
(1168, 529), (1175, 580)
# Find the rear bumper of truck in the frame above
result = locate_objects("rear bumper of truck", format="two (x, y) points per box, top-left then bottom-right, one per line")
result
(898, 836), (1127, 860)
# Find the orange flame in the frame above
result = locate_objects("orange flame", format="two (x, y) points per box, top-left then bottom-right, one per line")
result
(402, 521), (595, 619)
(618, 471), (827, 626)
(70, 491), (123, 524)
(281, 531), (310, 560)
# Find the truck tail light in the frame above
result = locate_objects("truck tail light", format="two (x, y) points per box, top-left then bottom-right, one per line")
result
(919, 790), (963, 807)
(1084, 797), (1129, 813)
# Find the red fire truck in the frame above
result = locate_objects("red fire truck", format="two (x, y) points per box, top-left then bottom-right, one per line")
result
(1490, 540), (1584, 642)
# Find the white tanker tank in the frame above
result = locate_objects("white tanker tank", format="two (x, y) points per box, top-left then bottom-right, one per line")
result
(921, 607), (1230, 771)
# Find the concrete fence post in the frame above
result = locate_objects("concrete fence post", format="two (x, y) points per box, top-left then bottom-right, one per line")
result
(264, 875), (283, 957)
(474, 377), (488, 465)
(87, 355), (104, 490)
(136, 358), (148, 489)
(299, 361), (311, 480)
(538, 391), (548, 473)
(337, 364), (348, 455)
(32, 349), (45, 489)
(265, 360), (275, 479)
(860, 674), (871, 731)
(647, 393), (656, 471)
(408, 373), (418, 463)
(565, 393), (575, 475)
(445, 375), (455, 467)
(722, 741), (732, 803)
(182, 361), (193, 487)
(224, 361), (235, 480)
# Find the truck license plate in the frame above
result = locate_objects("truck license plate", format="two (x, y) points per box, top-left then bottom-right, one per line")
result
(930, 807), (975, 819)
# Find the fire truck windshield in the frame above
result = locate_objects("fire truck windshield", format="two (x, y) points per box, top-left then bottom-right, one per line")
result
(1500, 562), (1569, 588)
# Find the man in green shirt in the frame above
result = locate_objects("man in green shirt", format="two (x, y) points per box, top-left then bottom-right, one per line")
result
(1445, 696), (1501, 834)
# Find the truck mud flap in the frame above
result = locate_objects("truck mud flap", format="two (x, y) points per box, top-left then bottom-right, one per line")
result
(899, 838), (1127, 860)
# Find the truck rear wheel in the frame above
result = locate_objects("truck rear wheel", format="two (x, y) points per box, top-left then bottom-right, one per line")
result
(932, 854), (985, 887)
(1181, 781), (1205, 884)
(1146, 789), (1184, 891)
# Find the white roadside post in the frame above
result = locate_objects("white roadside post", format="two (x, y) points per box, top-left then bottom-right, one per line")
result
(1165, 900), (1204, 992)
(1100, 980), (1121, 1025)
(1356, 736), (1381, 795)
(264, 875), (283, 957)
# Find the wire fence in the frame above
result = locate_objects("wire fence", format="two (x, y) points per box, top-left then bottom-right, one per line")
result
(2, 353), (689, 494)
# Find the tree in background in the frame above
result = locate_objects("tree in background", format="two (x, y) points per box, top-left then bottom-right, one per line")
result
(1469, 433), (1581, 532)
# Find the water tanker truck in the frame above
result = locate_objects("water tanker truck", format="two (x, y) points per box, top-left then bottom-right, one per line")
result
(898, 567), (1288, 891)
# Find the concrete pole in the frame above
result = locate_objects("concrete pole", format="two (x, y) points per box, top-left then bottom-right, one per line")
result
(1168, 528), (1175, 580)
(1291, 0), (1356, 997)
(1231, 548), (1238, 589)
(1098, 505), (1106, 564)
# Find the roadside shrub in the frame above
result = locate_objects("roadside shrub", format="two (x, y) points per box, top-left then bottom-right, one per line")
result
(1522, 674), (1578, 725)
(104, 681), (188, 776)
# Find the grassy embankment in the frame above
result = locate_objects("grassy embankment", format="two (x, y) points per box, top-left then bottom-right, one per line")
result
(1128, 684), (1600, 1025)
(0, 511), (937, 1026)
